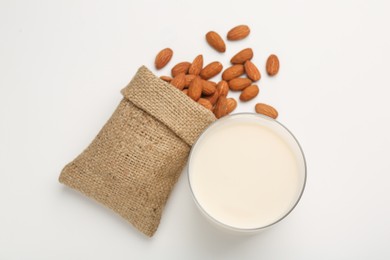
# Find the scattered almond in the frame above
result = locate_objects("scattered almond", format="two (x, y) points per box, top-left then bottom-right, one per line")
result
(216, 80), (229, 97)
(240, 85), (259, 101)
(255, 103), (278, 119)
(222, 64), (245, 81)
(266, 54), (280, 76)
(171, 62), (191, 77)
(230, 48), (253, 64)
(244, 60), (261, 81)
(200, 61), (223, 80)
(206, 31), (226, 53)
(227, 25), (250, 41)
(228, 78), (252, 91)
(170, 73), (186, 90)
(160, 76), (172, 82)
(202, 80), (217, 95)
(214, 96), (228, 119)
(188, 55), (204, 76)
(226, 98), (237, 114)
(155, 48), (173, 69)
(198, 98), (213, 110)
(188, 76), (203, 101)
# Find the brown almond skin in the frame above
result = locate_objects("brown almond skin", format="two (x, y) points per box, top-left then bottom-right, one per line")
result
(228, 78), (252, 91)
(255, 103), (278, 119)
(244, 60), (261, 81)
(171, 62), (191, 77)
(188, 76), (203, 101)
(170, 73), (186, 90)
(240, 85), (259, 101)
(197, 98), (213, 110)
(184, 74), (196, 88)
(200, 61), (223, 80)
(155, 48), (173, 69)
(222, 64), (245, 81)
(266, 54), (280, 76)
(204, 88), (220, 105)
(189, 55), (203, 75)
(226, 98), (237, 114)
(202, 80), (217, 95)
(214, 96), (228, 119)
(230, 48), (253, 64)
(227, 25), (250, 41)
(160, 76), (172, 82)
(216, 80), (229, 97)
(206, 31), (226, 53)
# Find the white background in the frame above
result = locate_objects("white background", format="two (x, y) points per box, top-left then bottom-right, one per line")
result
(1, 0), (390, 259)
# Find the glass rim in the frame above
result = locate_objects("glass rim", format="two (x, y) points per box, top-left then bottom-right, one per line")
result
(187, 112), (307, 232)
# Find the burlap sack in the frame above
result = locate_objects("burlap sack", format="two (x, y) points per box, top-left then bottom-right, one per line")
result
(59, 66), (216, 237)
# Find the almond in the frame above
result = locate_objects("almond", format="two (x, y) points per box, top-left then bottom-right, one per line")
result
(206, 31), (226, 53)
(240, 85), (259, 101)
(227, 25), (250, 41)
(266, 54), (280, 76)
(198, 98), (213, 110)
(228, 78), (252, 91)
(230, 48), (253, 64)
(200, 61), (223, 80)
(255, 103), (278, 119)
(170, 73), (186, 90)
(226, 98), (237, 114)
(182, 89), (188, 95)
(160, 75), (172, 82)
(184, 74), (196, 87)
(202, 80), (217, 95)
(216, 80), (229, 97)
(171, 62), (191, 77)
(244, 60), (261, 81)
(155, 48), (173, 69)
(188, 55), (203, 75)
(214, 96), (228, 119)
(204, 88), (220, 105)
(188, 76), (203, 101)
(222, 64), (245, 81)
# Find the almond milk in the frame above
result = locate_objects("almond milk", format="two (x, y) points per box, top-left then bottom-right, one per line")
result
(189, 114), (306, 230)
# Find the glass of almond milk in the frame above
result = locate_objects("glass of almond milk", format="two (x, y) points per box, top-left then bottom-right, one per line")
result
(188, 113), (306, 233)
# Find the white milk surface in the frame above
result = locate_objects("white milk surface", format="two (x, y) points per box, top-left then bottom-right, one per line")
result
(189, 116), (305, 230)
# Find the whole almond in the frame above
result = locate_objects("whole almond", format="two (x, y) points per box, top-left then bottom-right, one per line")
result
(216, 80), (229, 97)
(171, 62), (191, 77)
(184, 74), (196, 87)
(182, 89), (189, 95)
(160, 75), (172, 82)
(214, 96), (228, 119)
(226, 98), (237, 114)
(231, 48), (253, 64)
(198, 98), (213, 110)
(244, 60), (261, 81)
(206, 31), (226, 53)
(188, 76), (203, 101)
(202, 80), (217, 95)
(266, 54), (280, 76)
(155, 48), (173, 69)
(255, 103), (278, 119)
(170, 73), (186, 90)
(228, 78), (252, 91)
(222, 64), (245, 81)
(188, 55), (203, 75)
(240, 85), (259, 101)
(200, 61), (223, 80)
(227, 25), (250, 41)
(204, 88), (220, 105)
